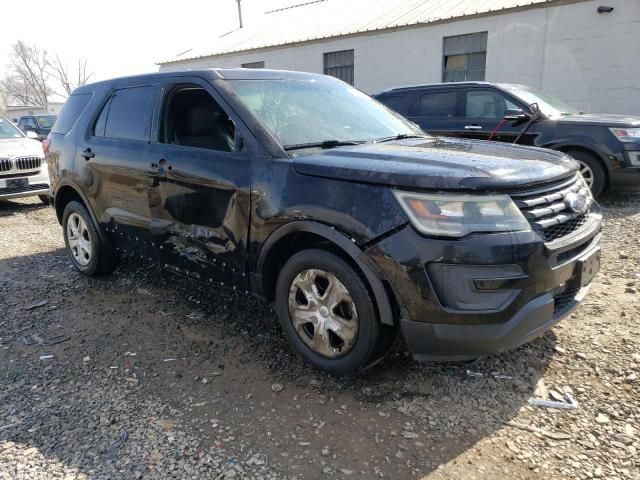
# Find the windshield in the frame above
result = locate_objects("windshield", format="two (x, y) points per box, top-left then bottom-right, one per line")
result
(228, 78), (424, 148)
(35, 115), (57, 128)
(0, 117), (24, 139)
(501, 84), (579, 117)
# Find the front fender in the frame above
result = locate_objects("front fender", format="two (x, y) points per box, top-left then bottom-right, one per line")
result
(253, 220), (396, 326)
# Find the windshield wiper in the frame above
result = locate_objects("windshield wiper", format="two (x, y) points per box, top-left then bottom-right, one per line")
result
(374, 133), (428, 143)
(283, 140), (364, 151)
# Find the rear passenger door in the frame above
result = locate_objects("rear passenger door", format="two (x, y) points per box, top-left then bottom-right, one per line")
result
(405, 90), (462, 137)
(144, 77), (252, 289)
(77, 83), (159, 254)
(459, 88), (531, 143)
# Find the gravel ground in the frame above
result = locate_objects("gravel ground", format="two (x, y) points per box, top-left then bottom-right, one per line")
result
(0, 195), (638, 480)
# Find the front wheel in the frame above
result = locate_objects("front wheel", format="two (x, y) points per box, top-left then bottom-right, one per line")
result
(62, 201), (120, 276)
(275, 249), (390, 376)
(567, 150), (606, 197)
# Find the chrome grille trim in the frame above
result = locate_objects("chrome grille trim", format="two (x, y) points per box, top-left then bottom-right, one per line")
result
(0, 158), (12, 172)
(511, 174), (592, 242)
(15, 156), (42, 171)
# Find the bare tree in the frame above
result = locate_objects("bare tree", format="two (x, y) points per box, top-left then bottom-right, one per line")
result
(51, 55), (93, 96)
(0, 41), (52, 108)
(1, 40), (93, 107)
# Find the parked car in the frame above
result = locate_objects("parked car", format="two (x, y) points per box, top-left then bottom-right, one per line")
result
(0, 115), (50, 204)
(374, 82), (640, 196)
(18, 114), (57, 141)
(47, 69), (602, 376)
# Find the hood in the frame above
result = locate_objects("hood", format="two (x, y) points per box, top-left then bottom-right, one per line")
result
(292, 137), (578, 191)
(0, 137), (44, 158)
(557, 113), (640, 127)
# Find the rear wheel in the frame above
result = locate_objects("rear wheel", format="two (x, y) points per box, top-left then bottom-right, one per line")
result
(566, 150), (606, 197)
(275, 249), (390, 376)
(62, 201), (119, 276)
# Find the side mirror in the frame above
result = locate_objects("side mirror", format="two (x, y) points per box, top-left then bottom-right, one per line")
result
(529, 102), (541, 115)
(26, 130), (39, 140)
(23, 124), (35, 131)
(503, 109), (531, 121)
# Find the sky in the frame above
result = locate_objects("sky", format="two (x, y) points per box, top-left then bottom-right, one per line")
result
(0, 0), (280, 98)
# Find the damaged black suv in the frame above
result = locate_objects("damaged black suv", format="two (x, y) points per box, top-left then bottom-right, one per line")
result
(48, 69), (602, 376)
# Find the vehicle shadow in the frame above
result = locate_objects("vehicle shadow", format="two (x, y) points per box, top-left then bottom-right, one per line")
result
(0, 197), (49, 217)
(0, 249), (557, 479)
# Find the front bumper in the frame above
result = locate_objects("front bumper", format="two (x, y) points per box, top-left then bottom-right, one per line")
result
(366, 208), (602, 360)
(0, 168), (50, 200)
(609, 145), (640, 190)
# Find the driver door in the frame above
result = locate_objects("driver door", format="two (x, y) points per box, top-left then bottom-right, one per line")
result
(145, 77), (253, 289)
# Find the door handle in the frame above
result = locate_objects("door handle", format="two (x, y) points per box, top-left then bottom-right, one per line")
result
(80, 148), (95, 160)
(464, 125), (483, 130)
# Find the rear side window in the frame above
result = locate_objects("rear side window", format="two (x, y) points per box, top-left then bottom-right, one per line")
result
(94, 86), (157, 141)
(408, 91), (458, 118)
(377, 95), (409, 113)
(51, 93), (92, 134)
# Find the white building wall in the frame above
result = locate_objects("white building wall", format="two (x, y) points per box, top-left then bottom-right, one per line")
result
(161, 0), (640, 115)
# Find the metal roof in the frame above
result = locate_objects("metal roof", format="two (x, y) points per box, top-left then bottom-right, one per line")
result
(159, 0), (567, 65)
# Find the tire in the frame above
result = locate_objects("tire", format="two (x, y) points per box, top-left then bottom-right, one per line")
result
(38, 194), (50, 205)
(275, 249), (388, 376)
(62, 201), (119, 276)
(566, 150), (606, 197)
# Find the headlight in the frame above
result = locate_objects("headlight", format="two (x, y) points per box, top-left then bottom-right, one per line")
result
(393, 191), (530, 237)
(609, 127), (640, 142)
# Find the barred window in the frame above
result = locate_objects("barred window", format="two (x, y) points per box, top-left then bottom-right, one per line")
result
(443, 32), (487, 82)
(241, 61), (265, 69)
(323, 49), (354, 85)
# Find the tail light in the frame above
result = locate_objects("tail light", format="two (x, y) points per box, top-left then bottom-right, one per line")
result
(42, 138), (50, 155)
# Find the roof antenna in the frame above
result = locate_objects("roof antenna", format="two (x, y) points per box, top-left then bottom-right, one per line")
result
(236, 0), (243, 28)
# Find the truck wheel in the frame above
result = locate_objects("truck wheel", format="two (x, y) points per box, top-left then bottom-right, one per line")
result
(567, 150), (606, 197)
(62, 201), (119, 276)
(275, 249), (387, 376)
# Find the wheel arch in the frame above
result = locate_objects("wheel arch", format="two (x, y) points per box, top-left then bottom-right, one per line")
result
(53, 183), (106, 242)
(550, 143), (611, 183)
(253, 221), (396, 326)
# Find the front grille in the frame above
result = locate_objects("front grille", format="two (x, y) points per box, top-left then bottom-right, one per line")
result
(0, 159), (12, 172)
(511, 175), (592, 242)
(556, 240), (591, 265)
(15, 156), (42, 171)
(553, 286), (579, 315)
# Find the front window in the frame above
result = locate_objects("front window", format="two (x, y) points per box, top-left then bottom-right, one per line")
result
(228, 78), (423, 149)
(500, 84), (579, 118)
(34, 115), (57, 128)
(0, 117), (24, 139)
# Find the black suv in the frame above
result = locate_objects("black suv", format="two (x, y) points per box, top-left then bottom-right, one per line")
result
(374, 82), (640, 196)
(18, 114), (57, 141)
(48, 69), (602, 376)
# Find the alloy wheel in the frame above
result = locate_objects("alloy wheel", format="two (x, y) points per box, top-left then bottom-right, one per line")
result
(66, 213), (92, 266)
(578, 160), (594, 188)
(288, 268), (358, 358)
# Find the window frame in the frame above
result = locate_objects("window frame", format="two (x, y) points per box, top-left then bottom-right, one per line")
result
(90, 84), (159, 143)
(407, 89), (463, 119)
(442, 32), (488, 83)
(462, 87), (529, 119)
(323, 49), (355, 85)
(153, 76), (256, 157)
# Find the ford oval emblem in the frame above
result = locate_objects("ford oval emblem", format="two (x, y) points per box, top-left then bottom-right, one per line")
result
(564, 191), (589, 213)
